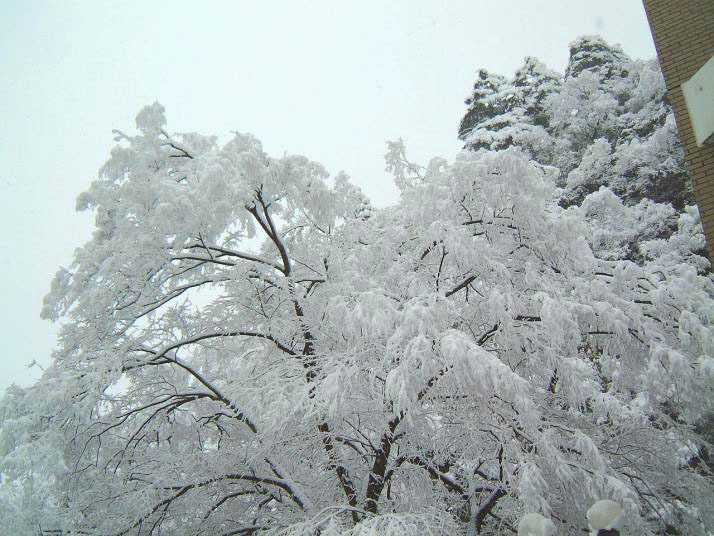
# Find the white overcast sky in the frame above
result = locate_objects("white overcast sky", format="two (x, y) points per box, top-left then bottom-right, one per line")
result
(0, 1), (656, 392)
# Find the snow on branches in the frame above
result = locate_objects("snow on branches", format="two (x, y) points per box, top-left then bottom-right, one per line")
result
(459, 35), (692, 214)
(2, 39), (714, 536)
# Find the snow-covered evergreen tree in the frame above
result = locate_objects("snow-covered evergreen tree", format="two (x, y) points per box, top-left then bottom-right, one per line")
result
(459, 36), (698, 266)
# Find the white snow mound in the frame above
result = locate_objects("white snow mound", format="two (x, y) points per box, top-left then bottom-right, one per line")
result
(587, 499), (624, 534)
(518, 513), (556, 536)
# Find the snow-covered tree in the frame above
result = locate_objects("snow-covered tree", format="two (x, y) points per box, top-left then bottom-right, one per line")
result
(459, 36), (694, 217)
(1, 96), (712, 535)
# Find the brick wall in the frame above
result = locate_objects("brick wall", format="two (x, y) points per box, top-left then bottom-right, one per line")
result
(642, 0), (714, 258)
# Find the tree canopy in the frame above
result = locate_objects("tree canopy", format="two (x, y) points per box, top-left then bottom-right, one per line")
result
(2, 37), (713, 536)
(459, 36), (692, 214)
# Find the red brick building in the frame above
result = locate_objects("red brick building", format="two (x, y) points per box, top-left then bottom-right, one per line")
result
(642, 0), (714, 257)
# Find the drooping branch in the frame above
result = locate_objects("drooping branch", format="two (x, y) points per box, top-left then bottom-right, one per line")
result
(105, 393), (215, 462)
(113, 471), (306, 536)
(159, 354), (258, 433)
(113, 484), (194, 536)
(138, 331), (298, 362)
(387, 455), (468, 496)
(446, 274), (477, 297)
(121, 277), (231, 319)
(202, 490), (258, 520)
(132, 336), (265, 433)
(171, 255), (238, 267)
(160, 129), (195, 160)
(185, 243), (286, 273)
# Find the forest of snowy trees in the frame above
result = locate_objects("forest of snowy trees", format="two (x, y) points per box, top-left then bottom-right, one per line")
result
(1, 37), (713, 535)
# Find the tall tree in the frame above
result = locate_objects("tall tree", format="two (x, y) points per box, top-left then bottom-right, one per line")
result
(2, 98), (712, 535)
(459, 36), (693, 213)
